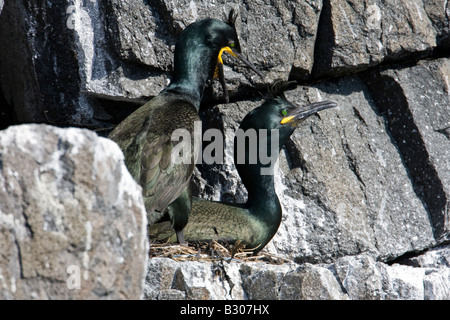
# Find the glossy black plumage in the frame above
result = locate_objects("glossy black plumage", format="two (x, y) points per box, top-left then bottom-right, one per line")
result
(109, 11), (262, 244)
(149, 80), (337, 253)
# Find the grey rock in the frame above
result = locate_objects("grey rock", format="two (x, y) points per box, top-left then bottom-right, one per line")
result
(240, 265), (286, 300)
(81, 0), (169, 100)
(1, 1), (448, 128)
(1, 1), (450, 300)
(279, 264), (348, 300)
(147, 247), (450, 300)
(334, 254), (429, 300)
(423, 0), (450, 47)
(313, 0), (437, 76)
(105, 0), (175, 71)
(423, 269), (450, 300)
(157, 289), (186, 300)
(404, 245), (450, 268)
(0, 124), (148, 299)
(362, 57), (450, 241)
(281, 75), (436, 262)
(195, 73), (436, 263)
(333, 254), (385, 299)
(153, 0), (323, 81)
(145, 257), (252, 300)
(0, 1), (77, 125)
(146, 257), (346, 300)
(0, 0), (324, 128)
(333, 252), (450, 300)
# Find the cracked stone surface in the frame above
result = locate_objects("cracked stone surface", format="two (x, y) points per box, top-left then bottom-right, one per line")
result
(0, 125), (148, 299)
(195, 73), (440, 263)
(146, 247), (450, 300)
(0, 1), (449, 299)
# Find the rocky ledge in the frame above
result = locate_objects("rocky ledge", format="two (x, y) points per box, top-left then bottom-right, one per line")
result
(0, 0), (449, 299)
(146, 246), (450, 300)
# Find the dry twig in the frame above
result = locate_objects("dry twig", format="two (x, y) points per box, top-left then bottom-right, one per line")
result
(149, 240), (292, 265)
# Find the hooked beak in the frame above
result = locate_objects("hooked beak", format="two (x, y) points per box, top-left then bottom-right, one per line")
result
(281, 100), (337, 126)
(217, 46), (265, 103)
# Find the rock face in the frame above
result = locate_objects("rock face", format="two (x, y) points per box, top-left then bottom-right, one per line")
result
(0, 125), (148, 299)
(313, 0), (438, 76)
(363, 59), (450, 243)
(196, 61), (449, 264)
(145, 245), (450, 300)
(0, 1), (449, 300)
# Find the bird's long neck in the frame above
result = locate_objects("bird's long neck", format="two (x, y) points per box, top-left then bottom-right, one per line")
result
(164, 45), (217, 111)
(236, 152), (282, 228)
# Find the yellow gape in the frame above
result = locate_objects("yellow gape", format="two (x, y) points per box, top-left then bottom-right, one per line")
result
(217, 46), (237, 64)
(280, 115), (295, 124)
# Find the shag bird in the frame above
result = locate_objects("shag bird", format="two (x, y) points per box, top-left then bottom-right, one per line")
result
(149, 80), (337, 253)
(109, 10), (263, 244)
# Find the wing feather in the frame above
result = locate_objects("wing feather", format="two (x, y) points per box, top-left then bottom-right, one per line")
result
(109, 94), (199, 226)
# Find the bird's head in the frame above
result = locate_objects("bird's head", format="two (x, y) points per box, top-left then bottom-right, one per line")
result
(238, 79), (337, 157)
(234, 80), (336, 206)
(171, 10), (263, 103)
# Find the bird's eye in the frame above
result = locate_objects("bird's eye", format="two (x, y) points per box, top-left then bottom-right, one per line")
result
(229, 41), (235, 48)
(281, 109), (288, 116)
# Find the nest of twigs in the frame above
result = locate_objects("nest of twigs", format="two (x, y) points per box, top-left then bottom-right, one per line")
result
(149, 239), (292, 265)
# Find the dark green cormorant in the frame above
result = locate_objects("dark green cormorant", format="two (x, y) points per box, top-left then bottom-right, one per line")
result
(109, 11), (263, 244)
(149, 80), (337, 253)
